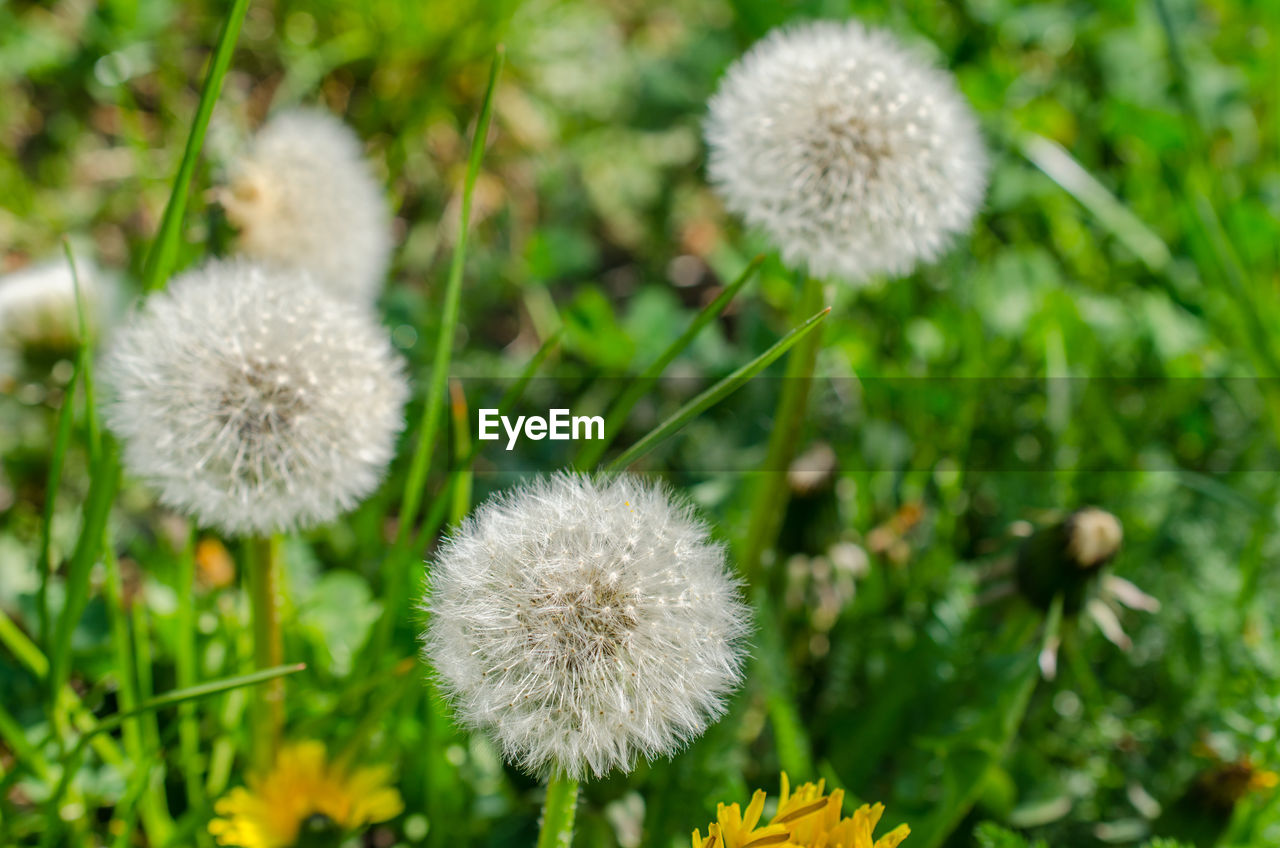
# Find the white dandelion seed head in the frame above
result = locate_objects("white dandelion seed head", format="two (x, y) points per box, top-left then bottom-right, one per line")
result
(0, 253), (123, 350)
(423, 472), (750, 780)
(100, 258), (408, 536)
(220, 108), (393, 302)
(705, 19), (989, 283)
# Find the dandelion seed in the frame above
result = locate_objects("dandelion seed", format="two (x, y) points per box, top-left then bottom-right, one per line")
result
(100, 259), (408, 536)
(423, 472), (750, 779)
(220, 108), (393, 301)
(705, 20), (988, 283)
(691, 772), (910, 848)
(208, 740), (403, 848)
(0, 253), (121, 351)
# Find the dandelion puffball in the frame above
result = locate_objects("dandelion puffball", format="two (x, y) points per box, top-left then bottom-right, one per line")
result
(423, 473), (750, 779)
(101, 259), (408, 536)
(705, 19), (988, 283)
(220, 109), (392, 301)
(0, 254), (121, 351)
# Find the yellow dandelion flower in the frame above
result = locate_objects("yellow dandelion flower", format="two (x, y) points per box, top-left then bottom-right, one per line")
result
(208, 741), (403, 848)
(692, 773), (909, 848)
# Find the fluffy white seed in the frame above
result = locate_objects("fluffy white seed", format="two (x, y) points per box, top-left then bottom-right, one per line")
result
(100, 259), (408, 536)
(220, 109), (392, 301)
(705, 19), (989, 282)
(424, 473), (750, 779)
(0, 254), (121, 351)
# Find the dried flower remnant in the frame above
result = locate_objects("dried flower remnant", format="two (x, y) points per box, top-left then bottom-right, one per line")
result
(706, 20), (988, 282)
(101, 259), (407, 536)
(423, 472), (750, 779)
(220, 108), (393, 301)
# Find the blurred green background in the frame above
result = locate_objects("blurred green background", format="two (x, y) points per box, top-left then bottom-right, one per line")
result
(2, 0), (1279, 846)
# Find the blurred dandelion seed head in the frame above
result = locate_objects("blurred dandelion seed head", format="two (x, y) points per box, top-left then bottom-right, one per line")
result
(423, 472), (750, 780)
(220, 108), (392, 301)
(101, 259), (408, 536)
(705, 20), (988, 283)
(0, 253), (122, 351)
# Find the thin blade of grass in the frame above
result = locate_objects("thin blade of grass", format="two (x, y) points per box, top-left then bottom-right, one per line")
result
(48, 445), (120, 697)
(604, 306), (831, 472)
(575, 255), (764, 469)
(395, 48), (504, 547)
(448, 379), (473, 526)
(1017, 133), (1172, 272)
(140, 0), (251, 291)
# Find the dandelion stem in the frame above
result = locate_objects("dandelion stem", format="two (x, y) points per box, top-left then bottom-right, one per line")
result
(247, 534), (284, 769)
(739, 273), (826, 584)
(536, 772), (579, 848)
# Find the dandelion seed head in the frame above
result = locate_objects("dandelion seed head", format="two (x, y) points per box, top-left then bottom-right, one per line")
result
(220, 109), (392, 301)
(101, 259), (408, 536)
(423, 472), (750, 779)
(0, 254), (122, 351)
(705, 20), (988, 282)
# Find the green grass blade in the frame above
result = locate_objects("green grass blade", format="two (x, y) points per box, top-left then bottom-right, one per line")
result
(0, 609), (49, 678)
(42, 664), (306, 842)
(604, 306), (831, 472)
(395, 47), (504, 547)
(35, 376), (76, 650)
(575, 255), (764, 469)
(1017, 133), (1172, 272)
(140, 0), (251, 291)
(48, 445), (121, 697)
(449, 380), (473, 526)
(497, 327), (563, 412)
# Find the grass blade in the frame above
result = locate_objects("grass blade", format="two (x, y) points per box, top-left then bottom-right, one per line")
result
(48, 445), (120, 698)
(575, 255), (764, 469)
(140, 0), (251, 291)
(1017, 133), (1172, 272)
(395, 47), (504, 547)
(604, 306), (831, 472)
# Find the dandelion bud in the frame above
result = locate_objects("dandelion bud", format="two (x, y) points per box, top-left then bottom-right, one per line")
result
(101, 259), (408, 536)
(705, 20), (988, 283)
(220, 109), (392, 301)
(423, 472), (750, 779)
(1065, 506), (1123, 569)
(1015, 507), (1124, 614)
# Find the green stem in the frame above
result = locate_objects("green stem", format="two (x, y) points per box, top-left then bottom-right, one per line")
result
(175, 530), (205, 810)
(102, 544), (173, 843)
(739, 275), (826, 584)
(140, 0), (251, 291)
(247, 535), (284, 770)
(536, 772), (580, 848)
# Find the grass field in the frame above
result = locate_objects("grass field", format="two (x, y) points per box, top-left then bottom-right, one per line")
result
(2, 0), (1279, 846)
